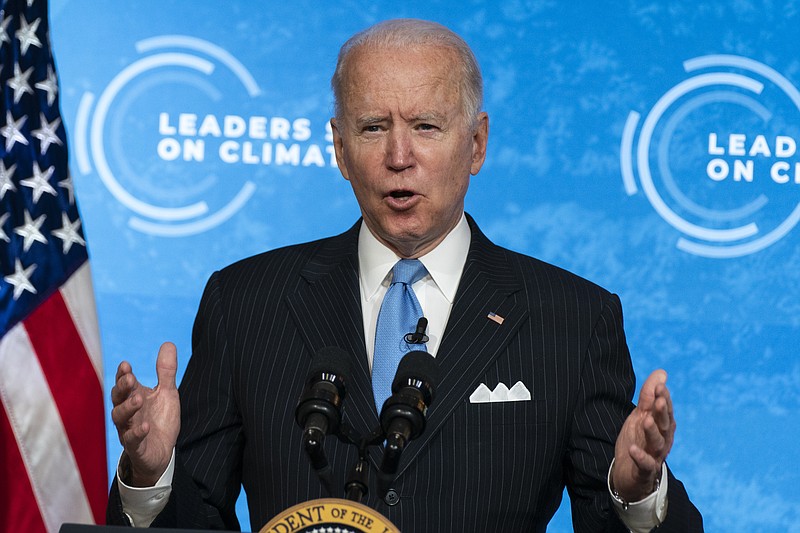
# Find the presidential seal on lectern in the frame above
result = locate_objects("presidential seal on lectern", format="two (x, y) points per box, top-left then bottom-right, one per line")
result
(261, 498), (400, 533)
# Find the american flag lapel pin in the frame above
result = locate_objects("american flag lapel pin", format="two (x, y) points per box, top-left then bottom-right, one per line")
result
(487, 311), (505, 325)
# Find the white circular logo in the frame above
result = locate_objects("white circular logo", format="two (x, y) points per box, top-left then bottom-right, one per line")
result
(74, 36), (334, 237)
(621, 55), (800, 258)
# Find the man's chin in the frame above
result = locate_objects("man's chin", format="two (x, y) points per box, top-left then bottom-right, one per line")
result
(382, 229), (444, 259)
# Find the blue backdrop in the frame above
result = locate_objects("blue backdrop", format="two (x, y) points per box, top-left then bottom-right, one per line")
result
(51, 1), (800, 531)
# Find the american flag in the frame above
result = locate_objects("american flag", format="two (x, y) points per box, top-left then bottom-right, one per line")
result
(0, 0), (107, 530)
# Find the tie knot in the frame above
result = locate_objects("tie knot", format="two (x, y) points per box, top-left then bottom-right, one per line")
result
(391, 259), (427, 286)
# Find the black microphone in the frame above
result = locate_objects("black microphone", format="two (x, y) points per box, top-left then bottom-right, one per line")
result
(404, 317), (429, 344)
(295, 347), (351, 494)
(378, 350), (439, 497)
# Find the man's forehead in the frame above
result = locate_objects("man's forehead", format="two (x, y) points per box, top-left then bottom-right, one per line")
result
(348, 42), (458, 74)
(345, 47), (459, 93)
(345, 80), (461, 123)
(336, 43), (465, 121)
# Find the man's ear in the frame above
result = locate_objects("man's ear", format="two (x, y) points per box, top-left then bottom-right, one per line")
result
(330, 118), (350, 181)
(470, 112), (489, 176)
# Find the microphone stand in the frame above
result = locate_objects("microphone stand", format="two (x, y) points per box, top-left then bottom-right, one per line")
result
(321, 325), (433, 503)
(303, 418), (335, 497)
(338, 423), (385, 503)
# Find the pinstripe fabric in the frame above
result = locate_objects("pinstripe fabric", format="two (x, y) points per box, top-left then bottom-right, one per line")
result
(107, 214), (702, 532)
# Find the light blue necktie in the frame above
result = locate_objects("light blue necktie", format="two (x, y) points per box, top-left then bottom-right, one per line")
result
(372, 259), (428, 412)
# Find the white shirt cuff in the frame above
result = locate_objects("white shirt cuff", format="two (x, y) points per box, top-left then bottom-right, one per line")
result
(607, 459), (668, 533)
(117, 449), (176, 527)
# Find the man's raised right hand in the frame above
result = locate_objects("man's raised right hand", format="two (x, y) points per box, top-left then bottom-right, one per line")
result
(111, 342), (181, 487)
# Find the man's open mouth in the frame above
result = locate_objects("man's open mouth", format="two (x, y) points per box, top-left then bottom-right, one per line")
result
(389, 190), (414, 199)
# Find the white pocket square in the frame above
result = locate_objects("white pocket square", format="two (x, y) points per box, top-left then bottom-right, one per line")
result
(469, 381), (531, 403)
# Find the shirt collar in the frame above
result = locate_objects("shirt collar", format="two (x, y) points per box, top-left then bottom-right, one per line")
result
(358, 213), (471, 303)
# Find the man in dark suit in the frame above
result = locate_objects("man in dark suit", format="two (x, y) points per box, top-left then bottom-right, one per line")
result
(109, 19), (703, 532)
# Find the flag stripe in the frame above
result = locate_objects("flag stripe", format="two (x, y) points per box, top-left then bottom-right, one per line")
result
(1, 0), (107, 529)
(0, 324), (94, 532)
(0, 400), (48, 533)
(23, 285), (106, 525)
(59, 262), (103, 382)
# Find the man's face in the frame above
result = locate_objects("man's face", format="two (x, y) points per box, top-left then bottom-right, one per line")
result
(331, 44), (488, 258)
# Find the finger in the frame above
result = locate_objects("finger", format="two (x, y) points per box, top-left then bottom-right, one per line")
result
(155, 342), (179, 392)
(629, 444), (660, 478)
(111, 390), (143, 427)
(119, 419), (151, 450)
(115, 360), (131, 381)
(656, 394), (677, 455)
(110, 372), (137, 406)
(652, 390), (673, 433)
(641, 413), (667, 456)
(637, 369), (668, 410)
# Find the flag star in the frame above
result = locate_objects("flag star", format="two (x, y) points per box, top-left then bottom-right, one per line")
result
(35, 65), (59, 106)
(32, 113), (62, 154)
(58, 173), (75, 204)
(14, 210), (48, 252)
(51, 212), (85, 253)
(7, 63), (34, 104)
(0, 160), (17, 199)
(20, 161), (56, 203)
(15, 15), (42, 55)
(0, 14), (11, 45)
(1, 111), (29, 151)
(0, 212), (10, 242)
(4, 259), (38, 300)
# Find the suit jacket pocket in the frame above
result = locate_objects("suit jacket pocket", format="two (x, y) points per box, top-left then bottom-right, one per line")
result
(466, 398), (550, 426)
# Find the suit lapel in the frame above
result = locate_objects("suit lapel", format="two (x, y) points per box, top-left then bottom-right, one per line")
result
(395, 216), (529, 475)
(284, 223), (381, 442)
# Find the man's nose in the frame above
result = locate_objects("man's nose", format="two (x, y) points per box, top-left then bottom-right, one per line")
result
(385, 128), (414, 171)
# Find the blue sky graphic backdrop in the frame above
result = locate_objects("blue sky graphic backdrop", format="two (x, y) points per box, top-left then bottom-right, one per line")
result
(51, 1), (800, 530)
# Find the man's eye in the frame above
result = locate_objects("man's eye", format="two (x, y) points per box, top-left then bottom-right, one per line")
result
(363, 125), (381, 133)
(418, 123), (437, 131)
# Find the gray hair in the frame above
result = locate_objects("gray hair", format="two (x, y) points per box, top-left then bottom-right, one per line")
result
(331, 18), (483, 126)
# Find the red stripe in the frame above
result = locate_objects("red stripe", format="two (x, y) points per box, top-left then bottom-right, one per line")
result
(24, 288), (108, 525)
(0, 399), (48, 533)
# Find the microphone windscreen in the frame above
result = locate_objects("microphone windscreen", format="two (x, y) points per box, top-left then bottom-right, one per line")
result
(310, 346), (352, 379)
(392, 350), (439, 395)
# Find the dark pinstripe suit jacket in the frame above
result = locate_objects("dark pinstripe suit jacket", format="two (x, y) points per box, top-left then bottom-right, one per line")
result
(108, 215), (702, 532)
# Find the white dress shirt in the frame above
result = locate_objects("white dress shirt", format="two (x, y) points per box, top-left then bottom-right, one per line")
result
(358, 213), (471, 367)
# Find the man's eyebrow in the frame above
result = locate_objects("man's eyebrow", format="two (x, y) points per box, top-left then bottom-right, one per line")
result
(355, 115), (387, 127)
(352, 112), (448, 128)
(413, 112), (447, 122)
